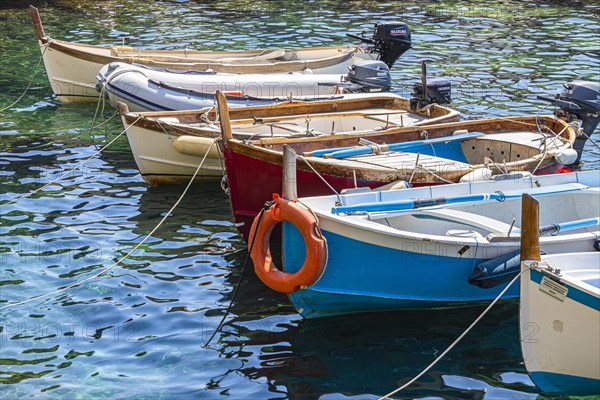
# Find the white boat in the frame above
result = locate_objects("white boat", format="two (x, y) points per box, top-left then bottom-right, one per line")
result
(253, 170), (600, 318)
(519, 194), (600, 396)
(30, 5), (411, 103)
(97, 60), (393, 112)
(118, 93), (460, 185)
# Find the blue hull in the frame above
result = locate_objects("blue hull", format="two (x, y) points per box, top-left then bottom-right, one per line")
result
(283, 223), (518, 318)
(529, 371), (600, 396)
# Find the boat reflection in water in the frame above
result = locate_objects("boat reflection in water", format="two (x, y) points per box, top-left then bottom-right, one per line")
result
(221, 303), (539, 399)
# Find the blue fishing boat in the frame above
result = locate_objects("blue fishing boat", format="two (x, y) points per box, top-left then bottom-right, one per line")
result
(249, 170), (599, 318)
(519, 194), (600, 396)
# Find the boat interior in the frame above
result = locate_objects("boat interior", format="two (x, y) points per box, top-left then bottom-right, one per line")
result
(131, 95), (455, 136)
(540, 253), (600, 291)
(359, 189), (600, 241)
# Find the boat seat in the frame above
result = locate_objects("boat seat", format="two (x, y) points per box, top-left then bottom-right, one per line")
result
(265, 122), (322, 136)
(414, 208), (515, 234)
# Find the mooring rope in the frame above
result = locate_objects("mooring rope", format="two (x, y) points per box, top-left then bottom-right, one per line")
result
(202, 200), (273, 349)
(0, 140), (216, 312)
(0, 112), (128, 207)
(378, 264), (532, 399)
(579, 130), (600, 153)
(298, 155), (342, 197)
(0, 39), (53, 114)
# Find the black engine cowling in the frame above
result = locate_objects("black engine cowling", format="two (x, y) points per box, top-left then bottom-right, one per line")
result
(346, 60), (392, 92)
(539, 81), (600, 164)
(347, 22), (411, 69)
(557, 82), (600, 164)
(371, 22), (411, 69)
(410, 78), (452, 109)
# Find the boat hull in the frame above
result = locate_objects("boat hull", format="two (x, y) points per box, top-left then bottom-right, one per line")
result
(283, 210), (597, 318)
(38, 39), (110, 102)
(124, 118), (224, 185)
(520, 256), (600, 396)
(275, 171), (599, 318)
(284, 225), (511, 317)
(36, 37), (372, 103)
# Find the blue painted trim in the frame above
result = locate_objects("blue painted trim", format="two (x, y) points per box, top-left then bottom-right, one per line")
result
(529, 371), (600, 396)
(332, 183), (586, 214)
(530, 269), (600, 311)
(106, 82), (173, 111)
(283, 223), (518, 317)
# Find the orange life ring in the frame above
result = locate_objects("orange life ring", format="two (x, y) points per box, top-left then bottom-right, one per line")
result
(248, 194), (327, 293)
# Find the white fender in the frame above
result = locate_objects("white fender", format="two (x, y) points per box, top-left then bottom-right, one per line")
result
(173, 136), (221, 159)
(459, 167), (493, 183)
(550, 148), (579, 165)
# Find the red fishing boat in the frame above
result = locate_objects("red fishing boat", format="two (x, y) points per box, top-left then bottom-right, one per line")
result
(215, 91), (577, 241)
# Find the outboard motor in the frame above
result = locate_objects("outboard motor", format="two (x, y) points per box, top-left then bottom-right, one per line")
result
(410, 61), (452, 109)
(345, 60), (392, 92)
(347, 22), (411, 69)
(538, 81), (600, 165)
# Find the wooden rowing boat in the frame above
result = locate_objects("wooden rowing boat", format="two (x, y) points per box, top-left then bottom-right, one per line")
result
(118, 92), (460, 185)
(30, 6), (411, 103)
(269, 171), (599, 317)
(214, 91), (577, 241)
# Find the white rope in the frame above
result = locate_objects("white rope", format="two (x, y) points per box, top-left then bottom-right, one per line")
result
(1, 112), (129, 207)
(0, 39), (53, 113)
(0, 140), (217, 312)
(379, 264), (532, 400)
(298, 155), (340, 196)
(578, 129), (600, 152)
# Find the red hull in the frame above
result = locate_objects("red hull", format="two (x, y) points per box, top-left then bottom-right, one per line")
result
(224, 147), (386, 241)
(224, 146), (564, 241)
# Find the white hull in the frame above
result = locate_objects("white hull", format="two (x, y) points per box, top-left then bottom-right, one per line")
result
(125, 121), (224, 183)
(99, 62), (350, 112)
(39, 40), (109, 102)
(520, 254), (600, 395)
(37, 38), (373, 103)
(120, 93), (460, 185)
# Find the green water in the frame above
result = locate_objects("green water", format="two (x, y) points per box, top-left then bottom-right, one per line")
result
(1, 1), (599, 399)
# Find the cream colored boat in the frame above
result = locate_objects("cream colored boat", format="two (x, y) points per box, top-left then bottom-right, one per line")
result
(30, 6), (411, 103)
(118, 93), (460, 185)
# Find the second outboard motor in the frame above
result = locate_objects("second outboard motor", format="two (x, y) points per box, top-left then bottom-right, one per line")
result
(346, 60), (392, 92)
(410, 61), (452, 109)
(538, 81), (600, 165)
(347, 22), (412, 69)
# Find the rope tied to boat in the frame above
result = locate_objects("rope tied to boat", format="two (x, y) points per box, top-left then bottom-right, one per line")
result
(202, 198), (275, 348)
(0, 38), (53, 114)
(298, 155), (342, 204)
(0, 138), (218, 312)
(378, 264), (534, 399)
(155, 117), (226, 175)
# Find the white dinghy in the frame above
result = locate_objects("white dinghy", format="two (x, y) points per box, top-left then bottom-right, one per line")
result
(30, 6), (411, 102)
(97, 60), (393, 112)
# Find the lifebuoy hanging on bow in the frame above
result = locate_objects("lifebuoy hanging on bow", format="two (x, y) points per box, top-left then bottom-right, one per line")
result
(248, 194), (327, 293)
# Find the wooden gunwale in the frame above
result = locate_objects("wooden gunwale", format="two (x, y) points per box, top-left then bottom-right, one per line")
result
(225, 115), (575, 183)
(119, 96), (459, 134)
(30, 6), (362, 74)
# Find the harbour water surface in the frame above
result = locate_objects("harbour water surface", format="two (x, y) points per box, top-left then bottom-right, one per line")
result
(1, 1), (599, 398)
